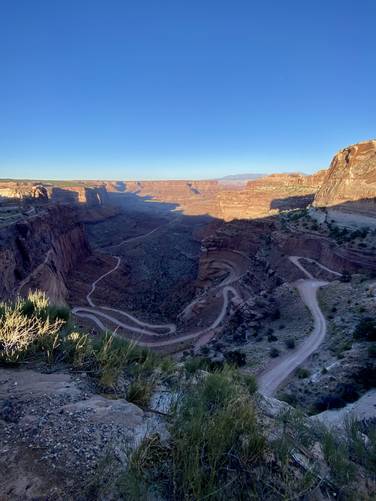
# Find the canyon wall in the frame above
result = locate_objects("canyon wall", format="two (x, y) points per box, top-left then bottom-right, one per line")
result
(0, 205), (90, 304)
(278, 231), (376, 272)
(313, 140), (376, 216)
(215, 171), (325, 220)
(48, 185), (110, 206)
(120, 174), (325, 220)
(0, 181), (110, 207)
(1, 170), (327, 222)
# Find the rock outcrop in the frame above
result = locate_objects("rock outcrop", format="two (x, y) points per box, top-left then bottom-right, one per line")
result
(313, 140), (376, 216)
(0, 205), (90, 304)
(119, 174), (325, 221)
(49, 185), (110, 206)
(0, 181), (110, 207)
(0, 182), (48, 201)
(215, 172), (325, 220)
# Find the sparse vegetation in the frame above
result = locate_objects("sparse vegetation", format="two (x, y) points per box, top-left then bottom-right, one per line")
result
(121, 368), (266, 499)
(0, 292), (65, 364)
(285, 337), (296, 349)
(126, 377), (154, 407)
(270, 347), (280, 358)
(353, 317), (376, 342)
(0, 291), (174, 391)
(1, 292), (376, 499)
(295, 367), (310, 379)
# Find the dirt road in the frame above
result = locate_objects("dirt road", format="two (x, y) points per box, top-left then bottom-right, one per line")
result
(258, 256), (341, 396)
(73, 225), (245, 348)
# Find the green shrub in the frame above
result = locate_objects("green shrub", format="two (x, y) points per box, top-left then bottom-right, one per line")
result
(295, 367), (310, 379)
(63, 331), (92, 367)
(184, 356), (210, 374)
(46, 305), (70, 322)
(322, 428), (356, 485)
(126, 377), (154, 407)
(20, 290), (49, 317)
(279, 392), (298, 406)
(241, 373), (258, 395)
(122, 368), (265, 499)
(353, 317), (376, 342)
(285, 338), (296, 349)
(270, 347), (280, 358)
(93, 334), (137, 388)
(118, 434), (170, 499)
(0, 297), (64, 364)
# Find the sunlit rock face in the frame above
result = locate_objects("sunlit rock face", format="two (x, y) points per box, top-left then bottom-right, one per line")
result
(120, 174), (325, 221)
(0, 182), (48, 201)
(313, 140), (376, 216)
(215, 171), (325, 221)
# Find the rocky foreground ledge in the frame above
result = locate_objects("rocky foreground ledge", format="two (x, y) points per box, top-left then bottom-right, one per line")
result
(0, 367), (168, 499)
(1, 361), (375, 500)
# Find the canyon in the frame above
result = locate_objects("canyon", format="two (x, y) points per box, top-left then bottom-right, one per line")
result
(1, 139), (376, 499)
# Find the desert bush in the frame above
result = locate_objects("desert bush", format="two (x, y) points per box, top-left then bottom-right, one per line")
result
(353, 317), (376, 342)
(121, 368), (265, 499)
(295, 367), (310, 379)
(184, 356), (209, 374)
(126, 377), (154, 407)
(285, 337), (296, 349)
(63, 331), (92, 367)
(158, 356), (176, 375)
(279, 392), (298, 406)
(0, 297), (64, 364)
(270, 347), (280, 358)
(93, 334), (138, 388)
(118, 434), (170, 499)
(313, 395), (344, 413)
(322, 428), (356, 485)
(224, 349), (246, 367)
(46, 304), (70, 322)
(345, 419), (376, 474)
(20, 290), (49, 317)
(313, 383), (360, 413)
(19, 291), (70, 323)
(241, 373), (258, 395)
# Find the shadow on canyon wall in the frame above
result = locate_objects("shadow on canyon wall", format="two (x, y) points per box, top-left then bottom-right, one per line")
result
(1, 188), (376, 310)
(103, 190), (376, 277)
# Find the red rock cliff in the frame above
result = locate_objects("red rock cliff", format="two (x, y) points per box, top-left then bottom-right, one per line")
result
(313, 140), (376, 216)
(0, 205), (90, 304)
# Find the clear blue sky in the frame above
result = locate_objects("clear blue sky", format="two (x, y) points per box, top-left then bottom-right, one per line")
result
(0, 1), (375, 180)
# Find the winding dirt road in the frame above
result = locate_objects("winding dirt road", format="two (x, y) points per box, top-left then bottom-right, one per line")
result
(258, 256), (341, 396)
(72, 224), (244, 348)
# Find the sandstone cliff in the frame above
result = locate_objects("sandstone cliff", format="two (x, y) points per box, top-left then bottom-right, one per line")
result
(48, 184), (110, 206)
(216, 171), (325, 220)
(313, 140), (376, 216)
(0, 181), (110, 207)
(120, 174), (325, 221)
(0, 205), (90, 304)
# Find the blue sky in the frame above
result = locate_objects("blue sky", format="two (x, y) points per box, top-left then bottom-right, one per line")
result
(0, 1), (375, 180)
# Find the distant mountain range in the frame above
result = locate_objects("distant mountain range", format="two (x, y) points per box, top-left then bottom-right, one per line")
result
(218, 173), (265, 181)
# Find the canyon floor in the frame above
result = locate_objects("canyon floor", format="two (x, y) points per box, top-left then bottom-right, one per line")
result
(1, 149), (376, 498)
(65, 192), (376, 409)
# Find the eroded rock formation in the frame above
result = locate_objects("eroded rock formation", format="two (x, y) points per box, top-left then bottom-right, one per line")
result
(313, 140), (376, 216)
(119, 173), (325, 220)
(0, 205), (90, 304)
(0, 181), (110, 207)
